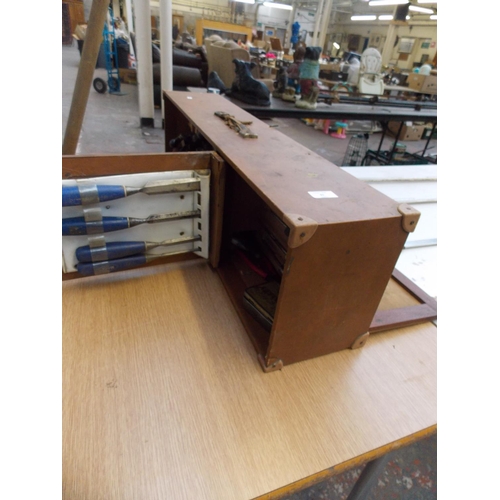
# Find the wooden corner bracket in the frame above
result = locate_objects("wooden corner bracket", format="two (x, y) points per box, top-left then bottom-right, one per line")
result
(350, 332), (370, 349)
(282, 213), (318, 248)
(258, 354), (284, 373)
(398, 204), (420, 233)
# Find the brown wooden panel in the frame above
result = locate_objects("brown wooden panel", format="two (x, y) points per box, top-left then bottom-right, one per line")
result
(162, 91), (405, 226)
(267, 218), (408, 366)
(62, 3), (72, 45)
(62, 152), (214, 179)
(164, 97), (194, 151)
(62, 0), (85, 44)
(208, 153), (226, 268)
(370, 304), (437, 334)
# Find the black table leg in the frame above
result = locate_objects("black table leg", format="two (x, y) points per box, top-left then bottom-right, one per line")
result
(376, 123), (386, 155)
(388, 121), (404, 163)
(422, 122), (436, 156)
(345, 451), (395, 500)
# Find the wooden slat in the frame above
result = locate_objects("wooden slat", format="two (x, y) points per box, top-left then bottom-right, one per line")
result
(62, 152), (214, 179)
(370, 304), (437, 333)
(208, 153), (226, 268)
(63, 260), (436, 499)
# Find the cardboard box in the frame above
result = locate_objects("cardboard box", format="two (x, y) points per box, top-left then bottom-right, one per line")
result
(320, 63), (341, 72)
(119, 68), (137, 85)
(73, 23), (87, 41)
(407, 74), (437, 94)
(388, 121), (426, 141)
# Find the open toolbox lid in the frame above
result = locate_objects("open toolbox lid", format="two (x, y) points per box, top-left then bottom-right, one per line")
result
(62, 169), (210, 276)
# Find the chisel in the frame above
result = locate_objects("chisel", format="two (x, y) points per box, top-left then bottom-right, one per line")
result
(62, 210), (200, 236)
(62, 178), (201, 206)
(76, 248), (201, 276)
(75, 235), (201, 262)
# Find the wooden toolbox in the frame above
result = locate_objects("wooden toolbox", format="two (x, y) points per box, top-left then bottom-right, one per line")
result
(62, 92), (436, 371)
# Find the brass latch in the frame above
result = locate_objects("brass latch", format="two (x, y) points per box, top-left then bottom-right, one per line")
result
(214, 111), (258, 138)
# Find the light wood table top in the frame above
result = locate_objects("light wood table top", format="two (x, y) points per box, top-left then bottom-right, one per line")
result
(63, 259), (436, 499)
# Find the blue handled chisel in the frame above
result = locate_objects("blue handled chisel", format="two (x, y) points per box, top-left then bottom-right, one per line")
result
(76, 248), (201, 276)
(62, 210), (201, 236)
(62, 178), (201, 206)
(75, 235), (201, 262)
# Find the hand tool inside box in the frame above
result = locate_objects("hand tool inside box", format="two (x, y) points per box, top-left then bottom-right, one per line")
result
(62, 170), (210, 276)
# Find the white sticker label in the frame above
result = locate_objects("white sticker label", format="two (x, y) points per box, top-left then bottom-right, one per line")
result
(308, 191), (338, 199)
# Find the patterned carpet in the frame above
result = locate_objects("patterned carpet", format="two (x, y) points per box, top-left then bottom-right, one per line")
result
(281, 434), (437, 500)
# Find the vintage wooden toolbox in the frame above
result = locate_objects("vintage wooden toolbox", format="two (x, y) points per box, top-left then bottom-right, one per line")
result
(62, 92), (436, 371)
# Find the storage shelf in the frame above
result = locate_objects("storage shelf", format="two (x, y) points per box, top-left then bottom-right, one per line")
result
(217, 259), (272, 358)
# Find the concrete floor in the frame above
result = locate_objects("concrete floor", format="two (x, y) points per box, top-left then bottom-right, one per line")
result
(62, 44), (436, 163)
(62, 42), (437, 500)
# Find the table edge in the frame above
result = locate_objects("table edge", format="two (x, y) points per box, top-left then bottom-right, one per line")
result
(251, 424), (437, 500)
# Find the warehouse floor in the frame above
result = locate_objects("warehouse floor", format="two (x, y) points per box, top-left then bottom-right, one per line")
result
(62, 43), (437, 500)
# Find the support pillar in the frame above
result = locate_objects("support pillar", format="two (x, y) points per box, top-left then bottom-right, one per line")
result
(134, 0), (155, 127)
(123, 0), (135, 33)
(284, 0), (296, 50)
(112, 0), (120, 19)
(381, 20), (399, 67)
(312, 0), (325, 46)
(318, 0), (333, 52)
(159, 0), (173, 127)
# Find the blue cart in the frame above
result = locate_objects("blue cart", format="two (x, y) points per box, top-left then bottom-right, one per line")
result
(93, 7), (122, 94)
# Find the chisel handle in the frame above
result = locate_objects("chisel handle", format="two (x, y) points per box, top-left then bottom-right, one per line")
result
(62, 185), (126, 206)
(76, 254), (148, 276)
(62, 216), (129, 235)
(76, 241), (147, 262)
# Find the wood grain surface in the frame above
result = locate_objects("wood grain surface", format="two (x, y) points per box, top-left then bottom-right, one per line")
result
(63, 260), (436, 500)
(163, 91), (407, 226)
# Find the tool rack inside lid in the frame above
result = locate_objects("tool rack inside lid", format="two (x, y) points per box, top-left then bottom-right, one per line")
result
(62, 152), (226, 280)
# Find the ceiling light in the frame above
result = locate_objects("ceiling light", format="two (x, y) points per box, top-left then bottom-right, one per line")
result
(351, 15), (377, 20)
(263, 1), (293, 9)
(408, 5), (434, 13)
(333, 42), (340, 49)
(378, 14), (393, 20)
(368, 0), (408, 6)
(430, 14), (437, 19)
